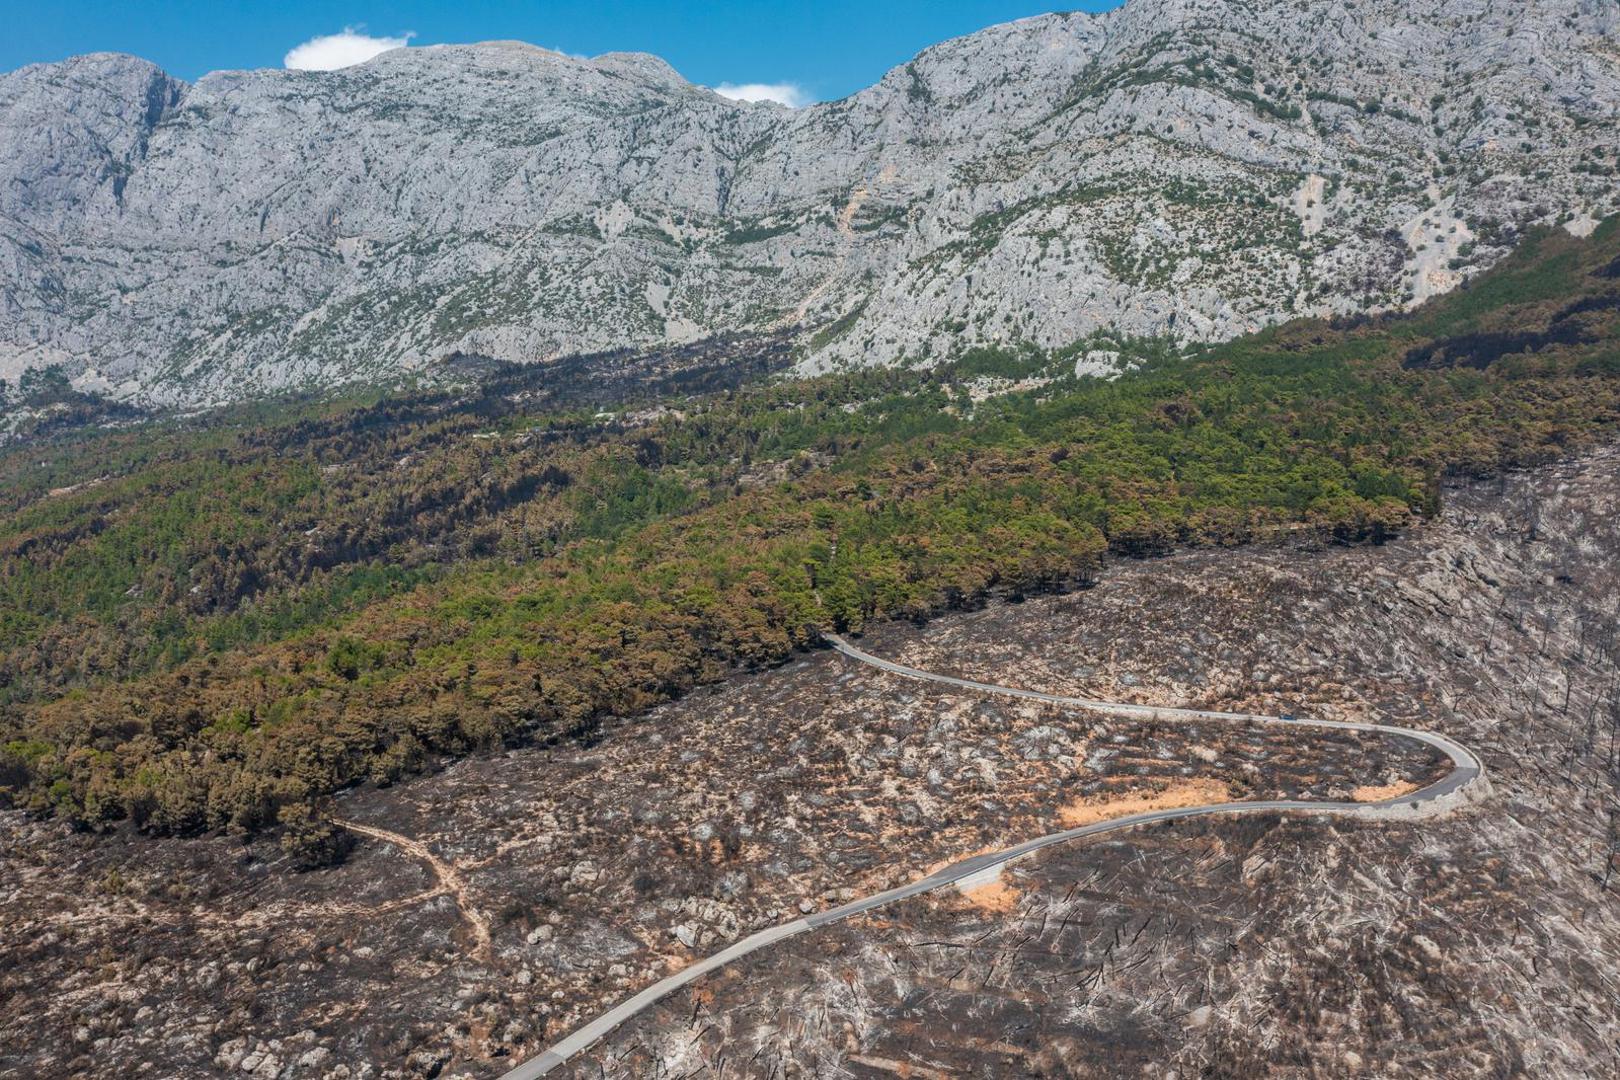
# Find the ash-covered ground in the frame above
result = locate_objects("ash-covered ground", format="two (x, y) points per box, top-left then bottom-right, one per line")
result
(567, 451), (1620, 1079)
(3, 449), (1618, 1079)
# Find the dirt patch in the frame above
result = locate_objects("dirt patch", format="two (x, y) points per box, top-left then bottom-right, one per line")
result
(955, 867), (1022, 913)
(1351, 780), (1421, 802)
(333, 817), (492, 962)
(1057, 779), (1233, 828)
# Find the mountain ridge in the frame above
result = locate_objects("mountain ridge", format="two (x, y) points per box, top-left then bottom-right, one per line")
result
(2, 0), (1618, 406)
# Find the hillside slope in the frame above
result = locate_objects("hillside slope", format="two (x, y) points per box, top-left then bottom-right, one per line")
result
(1, 215), (1616, 848)
(1, 0), (1617, 404)
(3, 446), (1616, 1078)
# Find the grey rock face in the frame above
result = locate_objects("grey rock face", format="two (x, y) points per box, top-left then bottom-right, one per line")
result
(1, 0), (1617, 405)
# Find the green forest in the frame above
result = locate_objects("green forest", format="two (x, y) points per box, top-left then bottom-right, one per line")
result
(2, 219), (1618, 862)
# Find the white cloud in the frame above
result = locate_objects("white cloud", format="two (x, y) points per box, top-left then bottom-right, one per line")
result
(713, 82), (812, 109)
(285, 29), (413, 71)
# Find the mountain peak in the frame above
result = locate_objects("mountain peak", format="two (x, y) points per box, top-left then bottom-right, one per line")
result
(2, 49), (178, 90)
(591, 50), (688, 85)
(328, 40), (695, 95)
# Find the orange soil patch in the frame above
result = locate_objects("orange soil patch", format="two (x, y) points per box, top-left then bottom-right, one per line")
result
(956, 873), (1022, 913)
(1352, 780), (1421, 802)
(1057, 778), (1232, 828)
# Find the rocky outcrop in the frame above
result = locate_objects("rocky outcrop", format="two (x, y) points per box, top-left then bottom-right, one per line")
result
(1, 0), (1618, 405)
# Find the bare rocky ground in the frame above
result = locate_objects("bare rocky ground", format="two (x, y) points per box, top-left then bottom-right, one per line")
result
(0, 642), (1428, 1078)
(3, 448), (1618, 1079)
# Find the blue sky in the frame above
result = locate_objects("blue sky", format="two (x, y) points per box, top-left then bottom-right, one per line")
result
(4, 1), (1119, 101)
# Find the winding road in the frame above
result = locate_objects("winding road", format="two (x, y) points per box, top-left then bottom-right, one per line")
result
(499, 633), (1486, 1079)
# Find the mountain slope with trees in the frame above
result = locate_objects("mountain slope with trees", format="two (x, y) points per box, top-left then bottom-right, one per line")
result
(1, 217), (1617, 857)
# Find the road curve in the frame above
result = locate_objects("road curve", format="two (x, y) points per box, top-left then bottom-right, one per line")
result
(498, 634), (1485, 1079)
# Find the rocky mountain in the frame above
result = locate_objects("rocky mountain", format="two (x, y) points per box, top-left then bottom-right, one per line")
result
(2, 0), (1618, 406)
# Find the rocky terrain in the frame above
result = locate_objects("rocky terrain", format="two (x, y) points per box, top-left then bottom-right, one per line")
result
(3, 445), (1617, 1078)
(0, 624), (1436, 1079)
(3, 0), (1619, 406)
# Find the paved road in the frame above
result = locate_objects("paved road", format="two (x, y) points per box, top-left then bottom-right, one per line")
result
(498, 634), (1485, 1079)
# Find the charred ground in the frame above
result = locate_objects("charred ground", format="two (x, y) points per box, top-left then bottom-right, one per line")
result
(561, 451), (1620, 1079)
(3, 446), (1618, 1078)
